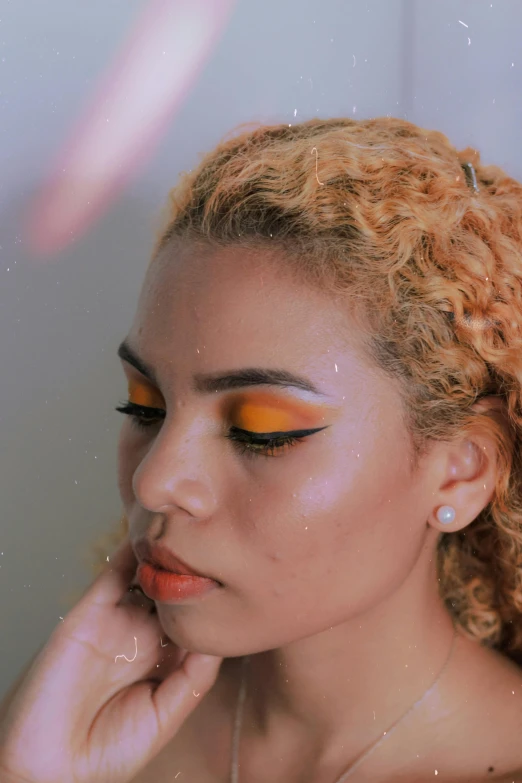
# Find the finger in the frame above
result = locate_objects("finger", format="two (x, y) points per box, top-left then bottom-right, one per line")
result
(79, 537), (138, 608)
(148, 653), (224, 755)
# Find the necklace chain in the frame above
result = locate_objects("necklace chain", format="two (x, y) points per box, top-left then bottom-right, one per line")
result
(230, 624), (457, 783)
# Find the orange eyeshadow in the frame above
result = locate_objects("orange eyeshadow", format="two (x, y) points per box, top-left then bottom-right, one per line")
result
(229, 391), (331, 433)
(128, 378), (164, 408)
(236, 403), (295, 432)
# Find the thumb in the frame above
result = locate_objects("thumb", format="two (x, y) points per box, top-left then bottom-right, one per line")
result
(152, 653), (223, 745)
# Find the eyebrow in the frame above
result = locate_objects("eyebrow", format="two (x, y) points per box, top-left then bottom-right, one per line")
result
(117, 339), (329, 397)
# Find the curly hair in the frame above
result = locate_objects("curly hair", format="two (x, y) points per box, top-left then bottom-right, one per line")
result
(86, 116), (522, 667)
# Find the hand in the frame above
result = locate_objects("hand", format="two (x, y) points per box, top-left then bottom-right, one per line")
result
(0, 538), (223, 783)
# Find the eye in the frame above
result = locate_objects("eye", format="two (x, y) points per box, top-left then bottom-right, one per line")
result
(115, 402), (328, 457)
(225, 425), (328, 459)
(115, 401), (165, 429)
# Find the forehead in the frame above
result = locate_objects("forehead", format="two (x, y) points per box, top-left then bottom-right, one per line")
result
(130, 243), (378, 393)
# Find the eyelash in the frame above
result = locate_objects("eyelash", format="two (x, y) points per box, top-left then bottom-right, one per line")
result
(114, 401), (319, 459)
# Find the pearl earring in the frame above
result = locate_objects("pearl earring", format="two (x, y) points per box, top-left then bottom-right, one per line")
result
(436, 505), (456, 525)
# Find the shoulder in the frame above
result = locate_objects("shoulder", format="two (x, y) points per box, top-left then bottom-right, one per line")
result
(373, 630), (522, 782)
(421, 630), (522, 780)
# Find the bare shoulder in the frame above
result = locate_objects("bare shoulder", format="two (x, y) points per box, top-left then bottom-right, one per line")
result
(463, 635), (522, 759)
(420, 630), (522, 781)
(372, 630), (522, 782)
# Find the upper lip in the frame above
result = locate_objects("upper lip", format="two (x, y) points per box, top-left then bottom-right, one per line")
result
(135, 539), (213, 579)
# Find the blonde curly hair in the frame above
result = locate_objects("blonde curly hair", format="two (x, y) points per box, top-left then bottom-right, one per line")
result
(87, 116), (522, 667)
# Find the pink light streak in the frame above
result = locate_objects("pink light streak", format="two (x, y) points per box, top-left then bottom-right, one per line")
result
(27, 0), (236, 258)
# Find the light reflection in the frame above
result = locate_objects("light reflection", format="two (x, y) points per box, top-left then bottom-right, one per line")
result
(26, 0), (236, 259)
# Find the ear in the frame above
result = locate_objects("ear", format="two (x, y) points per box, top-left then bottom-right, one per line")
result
(427, 396), (511, 532)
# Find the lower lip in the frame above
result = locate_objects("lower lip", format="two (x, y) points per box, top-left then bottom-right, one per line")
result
(137, 563), (219, 602)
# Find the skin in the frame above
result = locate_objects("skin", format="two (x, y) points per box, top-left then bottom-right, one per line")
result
(117, 241), (520, 780)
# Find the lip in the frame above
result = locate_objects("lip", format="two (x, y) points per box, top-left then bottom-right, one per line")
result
(133, 539), (221, 602)
(136, 563), (218, 602)
(135, 539), (214, 578)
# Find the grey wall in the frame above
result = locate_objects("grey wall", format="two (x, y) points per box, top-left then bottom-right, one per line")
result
(1, 0), (520, 697)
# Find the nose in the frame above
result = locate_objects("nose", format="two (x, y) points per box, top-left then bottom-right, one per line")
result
(131, 419), (218, 517)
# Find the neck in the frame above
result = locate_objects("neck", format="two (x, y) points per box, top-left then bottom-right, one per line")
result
(238, 539), (456, 763)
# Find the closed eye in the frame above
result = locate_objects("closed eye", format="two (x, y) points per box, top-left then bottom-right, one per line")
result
(224, 425), (328, 458)
(115, 401), (165, 426)
(115, 401), (328, 459)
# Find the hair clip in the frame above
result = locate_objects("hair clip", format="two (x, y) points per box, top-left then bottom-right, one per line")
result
(461, 162), (479, 193)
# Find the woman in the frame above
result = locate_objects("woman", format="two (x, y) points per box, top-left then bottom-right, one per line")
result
(2, 116), (522, 783)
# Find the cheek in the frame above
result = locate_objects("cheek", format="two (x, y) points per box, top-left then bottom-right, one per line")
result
(248, 439), (417, 586)
(117, 424), (142, 506)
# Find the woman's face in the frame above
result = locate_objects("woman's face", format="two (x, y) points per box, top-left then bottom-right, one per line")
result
(118, 242), (439, 656)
